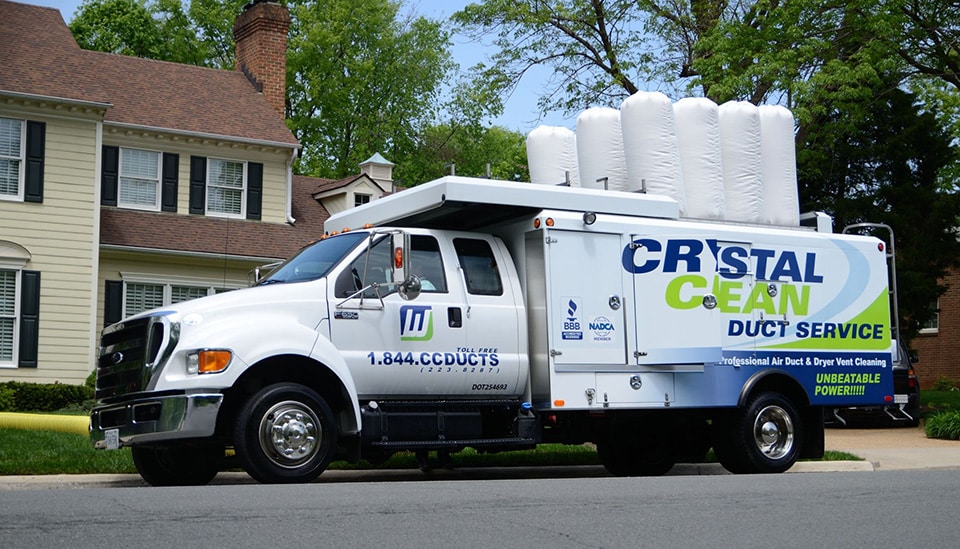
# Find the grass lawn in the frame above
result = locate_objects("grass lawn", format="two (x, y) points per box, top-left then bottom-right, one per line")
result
(0, 426), (861, 476)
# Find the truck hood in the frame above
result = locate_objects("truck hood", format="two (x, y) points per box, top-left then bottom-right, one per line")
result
(125, 279), (329, 331)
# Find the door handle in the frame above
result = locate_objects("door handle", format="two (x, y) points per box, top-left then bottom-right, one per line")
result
(448, 307), (462, 328)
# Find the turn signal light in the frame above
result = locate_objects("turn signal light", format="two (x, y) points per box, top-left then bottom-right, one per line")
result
(394, 247), (404, 268)
(187, 350), (232, 375)
(553, 399), (565, 407)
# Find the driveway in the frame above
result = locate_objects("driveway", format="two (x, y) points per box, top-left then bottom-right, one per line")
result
(826, 425), (960, 470)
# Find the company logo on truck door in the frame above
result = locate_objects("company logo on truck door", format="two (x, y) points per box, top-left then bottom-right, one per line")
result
(400, 305), (434, 341)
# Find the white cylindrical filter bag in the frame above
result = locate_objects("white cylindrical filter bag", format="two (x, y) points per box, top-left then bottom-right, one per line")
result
(759, 105), (800, 225)
(526, 125), (579, 186)
(718, 101), (763, 223)
(673, 97), (725, 220)
(575, 107), (627, 191)
(620, 91), (686, 214)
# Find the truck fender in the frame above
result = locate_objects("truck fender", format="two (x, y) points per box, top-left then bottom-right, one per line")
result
(309, 328), (361, 435)
(736, 369), (809, 408)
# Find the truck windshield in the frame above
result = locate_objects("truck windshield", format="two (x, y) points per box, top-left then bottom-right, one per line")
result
(258, 232), (367, 285)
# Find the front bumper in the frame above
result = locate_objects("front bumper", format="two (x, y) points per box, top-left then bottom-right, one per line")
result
(90, 392), (224, 449)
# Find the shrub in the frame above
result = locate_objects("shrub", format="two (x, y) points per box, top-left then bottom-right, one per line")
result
(931, 377), (959, 392)
(925, 410), (960, 440)
(0, 381), (94, 413)
(0, 385), (15, 412)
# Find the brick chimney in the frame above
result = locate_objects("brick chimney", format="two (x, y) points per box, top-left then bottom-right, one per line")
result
(233, 0), (290, 117)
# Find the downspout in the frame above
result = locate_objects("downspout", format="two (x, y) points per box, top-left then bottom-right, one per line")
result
(286, 148), (296, 225)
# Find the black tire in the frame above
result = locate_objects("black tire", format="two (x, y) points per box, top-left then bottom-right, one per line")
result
(713, 391), (803, 474)
(596, 432), (675, 477)
(132, 444), (221, 487)
(233, 383), (337, 484)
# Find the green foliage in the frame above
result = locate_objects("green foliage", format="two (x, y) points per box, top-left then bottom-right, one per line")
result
(454, 0), (651, 115)
(0, 429), (135, 475)
(921, 389), (960, 410)
(395, 125), (528, 186)
(798, 84), (960, 341)
(0, 382), (94, 413)
(0, 385), (14, 412)
(924, 410), (960, 440)
(931, 377), (960, 392)
(69, 0), (245, 67)
(287, 0), (455, 178)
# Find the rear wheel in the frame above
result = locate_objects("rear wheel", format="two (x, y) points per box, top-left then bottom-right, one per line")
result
(233, 383), (337, 484)
(714, 391), (803, 474)
(132, 444), (221, 486)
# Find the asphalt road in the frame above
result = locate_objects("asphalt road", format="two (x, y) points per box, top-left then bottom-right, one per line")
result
(1, 470), (957, 548)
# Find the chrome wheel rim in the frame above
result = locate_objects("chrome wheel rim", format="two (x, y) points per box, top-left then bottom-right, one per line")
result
(258, 400), (321, 468)
(753, 405), (794, 460)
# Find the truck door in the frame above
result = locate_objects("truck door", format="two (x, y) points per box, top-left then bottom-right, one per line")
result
(329, 233), (467, 398)
(545, 230), (628, 368)
(628, 235), (723, 366)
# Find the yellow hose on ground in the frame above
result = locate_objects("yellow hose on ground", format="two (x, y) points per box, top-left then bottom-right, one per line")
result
(0, 412), (89, 435)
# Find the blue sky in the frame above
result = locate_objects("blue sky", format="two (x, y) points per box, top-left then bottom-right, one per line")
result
(20, 0), (577, 132)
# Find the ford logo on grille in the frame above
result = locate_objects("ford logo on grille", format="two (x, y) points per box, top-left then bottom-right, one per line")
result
(111, 352), (124, 365)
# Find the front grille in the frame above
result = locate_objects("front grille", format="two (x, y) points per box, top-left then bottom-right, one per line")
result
(96, 315), (176, 401)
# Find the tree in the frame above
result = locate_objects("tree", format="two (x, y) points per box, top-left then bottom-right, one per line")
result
(454, 0), (652, 116)
(286, 0), (455, 178)
(799, 84), (960, 339)
(69, 0), (242, 67)
(395, 125), (529, 186)
(70, 0), (170, 60)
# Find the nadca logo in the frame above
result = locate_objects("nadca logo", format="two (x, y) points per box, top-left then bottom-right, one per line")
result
(400, 305), (434, 341)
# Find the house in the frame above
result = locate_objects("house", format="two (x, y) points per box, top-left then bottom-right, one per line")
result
(0, 0), (392, 385)
(909, 269), (960, 388)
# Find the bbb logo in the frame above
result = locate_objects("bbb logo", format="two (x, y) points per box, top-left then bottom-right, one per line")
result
(400, 305), (434, 341)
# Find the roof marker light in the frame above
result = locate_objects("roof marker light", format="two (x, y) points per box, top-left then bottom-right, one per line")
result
(545, 218), (555, 227)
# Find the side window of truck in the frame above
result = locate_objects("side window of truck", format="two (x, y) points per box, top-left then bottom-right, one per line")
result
(453, 238), (503, 296)
(335, 236), (394, 298)
(335, 235), (447, 297)
(410, 236), (447, 293)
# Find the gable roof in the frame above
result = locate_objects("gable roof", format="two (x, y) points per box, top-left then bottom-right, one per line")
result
(305, 174), (386, 197)
(0, 0), (297, 147)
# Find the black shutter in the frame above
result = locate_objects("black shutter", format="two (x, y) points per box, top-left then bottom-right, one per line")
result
(101, 145), (119, 206)
(246, 162), (263, 220)
(161, 153), (179, 212)
(104, 280), (123, 326)
(24, 121), (45, 203)
(189, 156), (206, 214)
(18, 270), (40, 368)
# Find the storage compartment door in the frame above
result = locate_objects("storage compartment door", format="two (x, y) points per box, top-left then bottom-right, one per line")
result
(546, 230), (627, 366)
(630, 235), (723, 365)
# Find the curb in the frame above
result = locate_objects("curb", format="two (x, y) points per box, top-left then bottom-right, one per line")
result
(0, 460), (876, 490)
(0, 412), (88, 435)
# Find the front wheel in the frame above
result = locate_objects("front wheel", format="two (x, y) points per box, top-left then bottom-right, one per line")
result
(131, 444), (222, 486)
(713, 391), (803, 474)
(233, 383), (337, 484)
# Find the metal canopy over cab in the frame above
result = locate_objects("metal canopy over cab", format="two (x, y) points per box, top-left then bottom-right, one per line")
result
(324, 176), (680, 232)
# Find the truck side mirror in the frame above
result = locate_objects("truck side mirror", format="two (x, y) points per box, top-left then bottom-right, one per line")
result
(398, 274), (422, 301)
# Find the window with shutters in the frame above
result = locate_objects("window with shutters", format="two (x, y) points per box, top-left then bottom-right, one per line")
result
(118, 148), (161, 210)
(206, 158), (246, 218)
(0, 269), (18, 366)
(0, 117), (24, 201)
(120, 277), (241, 318)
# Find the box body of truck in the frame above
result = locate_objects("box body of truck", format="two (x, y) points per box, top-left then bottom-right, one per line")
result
(90, 176), (896, 484)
